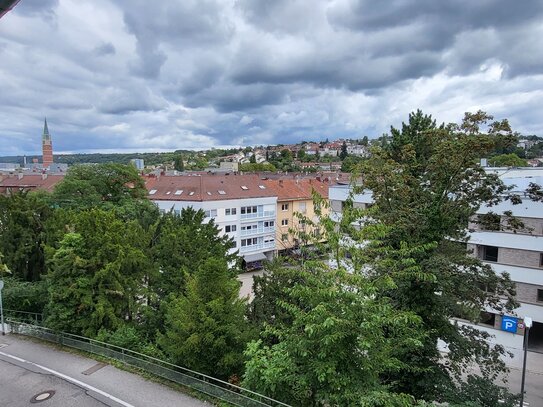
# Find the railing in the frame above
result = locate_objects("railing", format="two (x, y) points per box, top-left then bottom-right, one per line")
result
(240, 227), (275, 237)
(240, 211), (275, 220)
(8, 321), (290, 407)
(239, 241), (275, 253)
(5, 309), (43, 325)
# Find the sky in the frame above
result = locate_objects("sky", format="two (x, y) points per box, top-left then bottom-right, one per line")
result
(1, 0), (543, 156)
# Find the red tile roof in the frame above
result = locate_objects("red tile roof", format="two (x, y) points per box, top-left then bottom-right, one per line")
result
(145, 174), (278, 201)
(263, 178), (329, 201)
(0, 174), (64, 193)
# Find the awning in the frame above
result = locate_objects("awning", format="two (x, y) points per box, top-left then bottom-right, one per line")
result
(243, 252), (267, 263)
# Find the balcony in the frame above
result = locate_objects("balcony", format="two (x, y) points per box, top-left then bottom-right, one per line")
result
(240, 211), (275, 220)
(240, 226), (275, 237)
(239, 241), (276, 253)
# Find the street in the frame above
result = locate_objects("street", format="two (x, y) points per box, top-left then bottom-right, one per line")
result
(0, 336), (208, 407)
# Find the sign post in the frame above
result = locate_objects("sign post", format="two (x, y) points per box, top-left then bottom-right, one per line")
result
(0, 280), (4, 336)
(520, 317), (533, 407)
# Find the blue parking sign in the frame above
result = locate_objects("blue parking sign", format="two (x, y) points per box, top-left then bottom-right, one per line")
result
(501, 316), (518, 333)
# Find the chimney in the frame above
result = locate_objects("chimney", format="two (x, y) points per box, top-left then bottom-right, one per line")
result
(18, 172), (23, 180)
(42, 173), (48, 180)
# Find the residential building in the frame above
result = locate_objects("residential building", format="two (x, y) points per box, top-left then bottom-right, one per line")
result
(130, 159), (144, 170)
(0, 173), (64, 195)
(265, 178), (330, 253)
(328, 168), (543, 350)
(145, 174), (278, 268)
(466, 167), (543, 350)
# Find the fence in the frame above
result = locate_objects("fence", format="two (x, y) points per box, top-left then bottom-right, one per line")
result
(8, 321), (290, 407)
(4, 309), (43, 325)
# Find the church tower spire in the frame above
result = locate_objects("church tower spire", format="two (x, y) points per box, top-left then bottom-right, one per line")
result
(42, 118), (53, 169)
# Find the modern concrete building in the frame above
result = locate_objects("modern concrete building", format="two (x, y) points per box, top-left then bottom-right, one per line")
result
(328, 168), (543, 350)
(466, 167), (543, 349)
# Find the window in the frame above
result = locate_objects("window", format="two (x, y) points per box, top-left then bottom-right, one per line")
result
(281, 233), (288, 241)
(174, 190), (183, 195)
(482, 245), (499, 262)
(281, 219), (289, 226)
(149, 189), (157, 195)
(241, 185), (249, 190)
(241, 206), (257, 214)
(264, 220), (274, 228)
(298, 202), (306, 214)
(204, 209), (217, 218)
(241, 224), (257, 232)
(258, 185), (266, 189)
(225, 208), (237, 216)
(241, 238), (258, 247)
(225, 225), (237, 233)
(538, 289), (543, 302)
(540, 253), (543, 267)
(281, 203), (289, 211)
(218, 190), (226, 195)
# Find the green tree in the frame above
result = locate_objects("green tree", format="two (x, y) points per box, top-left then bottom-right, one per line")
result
(52, 163), (147, 209)
(339, 141), (348, 160)
(249, 154), (257, 164)
(150, 208), (238, 300)
(173, 155), (185, 172)
(0, 191), (53, 281)
(45, 209), (151, 337)
(159, 257), (249, 380)
(238, 163), (276, 172)
(243, 261), (423, 406)
(51, 163), (158, 228)
(356, 110), (519, 404)
(489, 153), (528, 167)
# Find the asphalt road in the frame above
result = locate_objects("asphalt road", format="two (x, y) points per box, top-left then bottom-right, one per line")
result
(0, 336), (208, 407)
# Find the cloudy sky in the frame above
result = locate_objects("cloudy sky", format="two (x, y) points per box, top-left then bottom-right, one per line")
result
(1, 0), (542, 155)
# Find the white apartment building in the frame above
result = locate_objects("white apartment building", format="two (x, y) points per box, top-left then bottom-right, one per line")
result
(329, 168), (543, 350)
(146, 174), (277, 268)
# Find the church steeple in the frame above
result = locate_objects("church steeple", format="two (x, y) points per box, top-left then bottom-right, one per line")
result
(42, 118), (53, 169)
(42, 118), (51, 141)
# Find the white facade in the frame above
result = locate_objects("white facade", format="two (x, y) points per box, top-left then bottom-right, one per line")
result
(153, 196), (277, 263)
(329, 168), (543, 350)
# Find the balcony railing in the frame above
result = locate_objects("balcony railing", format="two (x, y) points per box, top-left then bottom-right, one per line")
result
(240, 241), (276, 253)
(240, 211), (275, 220)
(240, 227), (275, 237)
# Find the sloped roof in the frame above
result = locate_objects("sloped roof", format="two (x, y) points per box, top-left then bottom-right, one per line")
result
(145, 174), (277, 201)
(263, 178), (329, 201)
(0, 174), (64, 192)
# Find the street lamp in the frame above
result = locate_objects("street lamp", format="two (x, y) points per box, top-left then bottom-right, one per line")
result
(519, 316), (533, 407)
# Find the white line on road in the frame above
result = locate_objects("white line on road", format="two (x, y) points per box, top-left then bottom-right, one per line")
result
(0, 350), (135, 407)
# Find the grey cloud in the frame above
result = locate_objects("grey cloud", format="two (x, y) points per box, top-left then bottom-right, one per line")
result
(97, 86), (165, 115)
(183, 82), (289, 112)
(93, 42), (116, 56)
(120, 0), (234, 79)
(14, 0), (58, 19)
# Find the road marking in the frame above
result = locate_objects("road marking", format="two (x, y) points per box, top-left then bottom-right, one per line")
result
(0, 351), (135, 407)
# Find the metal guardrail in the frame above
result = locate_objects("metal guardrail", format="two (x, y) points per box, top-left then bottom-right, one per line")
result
(8, 321), (290, 407)
(5, 309), (43, 325)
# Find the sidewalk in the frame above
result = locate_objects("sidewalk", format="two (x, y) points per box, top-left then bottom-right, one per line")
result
(0, 334), (208, 407)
